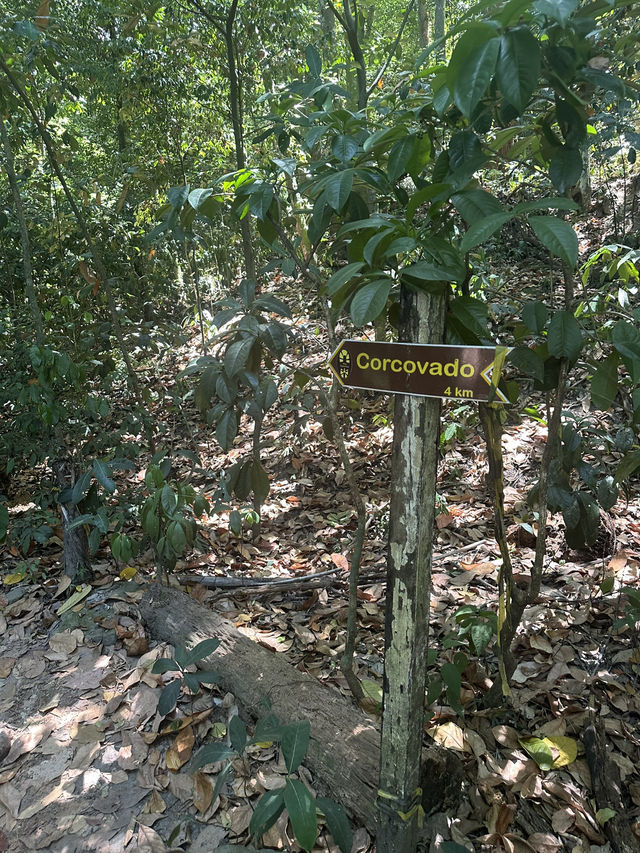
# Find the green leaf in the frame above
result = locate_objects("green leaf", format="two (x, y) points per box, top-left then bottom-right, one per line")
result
(188, 188), (214, 210)
(196, 671), (220, 685)
(495, 29), (540, 114)
(193, 742), (236, 768)
(332, 135), (358, 162)
(441, 843), (473, 853)
(151, 658), (182, 674)
(161, 484), (177, 517)
(452, 190), (504, 224)
(528, 216), (578, 267)
(591, 353), (619, 410)
(451, 35), (500, 118)
(519, 736), (554, 770)
(401, 261), (460, 283)
(387, 135), (417, 183)
(325, 171), (353, 212)
(93, 459), (115, 493)
(306, 44), (322, 77)
(157, 679), (182, 717)
(254, 294), (292, 318)
(167, 184), (189, 209)
(280, 720), (310, 774)
(229, 714), (247, 753)
(284, 779), (317, 852)
(615, 450), (640, 485)
(440, 662), (463, 713)
(326, 262), (365, 296)
(406, 183), (449, 222)
(167, 520), (187, 554)
(251, 461), (270, 503)
(216, 408), (240, 451)
(549, 147), (583, 193)
(317, 798), (352, 853)
(350, 279), (391, 326)
(523, 300), (548, 334)
(597, 476), (618, 511)
(612, 320), (640, 383)
(260, 321), (288, 357)
(470, 622), (493, 654)
(547, 310), (583, 361)
(71, 469), (93, 505)
(183, 672), (201, 693)
(513, 197), (579, 213)
(250, 789), (285, 839)
(509, 345), (545, 381)
(533, 0), (578, 27)
(186, 638), (220, 665)
(248, 184), (274, 220)
(224, 337), (255, 377)
(0, 505), (8, 542)
(460, 212), (512, 252)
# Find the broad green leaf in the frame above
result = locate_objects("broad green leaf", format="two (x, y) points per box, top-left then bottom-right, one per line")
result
(508, 346), (545, 381)
(452, 35), (500, 118)
(350, 279), (391, 326)
(363, 230), (392, 266)
(519, 736), (554, 770)
(401, 261), (460, 282)
(615, 450), (640, 485)
(254, 294), (292, 318)
(549, 147), (583, 193)
(71, 469), (93, 505)
(441, 843), (473, 853)
(596, 808), (617, 826)
(522, 300), (548, 334)
(157, 679), (181, 717)
(251, 461), (270, 503)
(151, 658), (182, 674)
(193, 742), (236, 768)
(93, 459), (115, 493)
(161, 484), (177, 517)
(57, 584), (91, 615)
(513, 197), (579, 214)
(547, 310), (583, 361)
(280, 720), (310, 774)
(612, 320), (640, 383)
(317, 798), (352, 853)
(470, 622), (493, 654)
(250, 789), (285, 839)
(224, 337), (255, 377)
(460, 212), (511, 252)
(529, 216), (578, 267)
(325, 171), (353, 212)
(496, 29), (540, 113)
(167, 184), (189, 209)
(251, 714), (283, 745)
(260, 321), (288, 357)
(306, 44), (322, 77)
(387, 135), (417, 183)
(533, 0), (578, 26)
(188, 188), (213, 210)
(326, 262), (365, 295)
(196, 671), (220, 684)
(186, 638), (220, 665)
(597, 476), (618, 511)
(451, 190), (504, 224)
(167, 520), (187, 554)
(440, 662), (463, 713)
(216, 409), (239, 451)
(332, 135), (358, 162)
(229, 714), (247, 753)
(591, 353), (619, 410)
(248, 184), (274, 220)
(284, 779), (317, 852)
(546, 735), (578, 767)
(406, 183), (449, 222)
(183, 672), (201, 693)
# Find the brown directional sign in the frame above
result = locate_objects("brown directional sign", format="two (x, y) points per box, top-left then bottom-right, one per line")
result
(328, 340), (509, 403)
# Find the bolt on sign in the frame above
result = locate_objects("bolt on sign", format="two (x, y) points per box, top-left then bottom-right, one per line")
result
(328, 340), (509, 403)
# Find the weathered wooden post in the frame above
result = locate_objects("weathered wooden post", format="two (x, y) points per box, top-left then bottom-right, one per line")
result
(376, 285), (446, 853)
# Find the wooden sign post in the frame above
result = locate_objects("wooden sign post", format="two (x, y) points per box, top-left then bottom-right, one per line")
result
(329, 323), (508, 853)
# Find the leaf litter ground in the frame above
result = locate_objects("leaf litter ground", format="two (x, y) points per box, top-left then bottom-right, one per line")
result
(1, 262), (640, 853)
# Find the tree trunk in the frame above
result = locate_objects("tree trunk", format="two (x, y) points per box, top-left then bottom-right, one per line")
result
(53, 459), (92, 583)
(377, 286), (447, 853)
(417, 0), (429, 47)
(139, 584), (380, 830)
(434, 0), (446, 60)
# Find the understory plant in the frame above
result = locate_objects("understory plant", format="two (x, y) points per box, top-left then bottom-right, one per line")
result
(194, 713), (352, 853)
(151, 638), (222, 716)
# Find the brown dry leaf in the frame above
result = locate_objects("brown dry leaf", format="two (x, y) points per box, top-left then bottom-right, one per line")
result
(136, 824), (167, 852)
(492, 726), (521, 749)
(143, 790), (166, 814)
(436, 512), (454, 529)
(487, 802), (516, 835)
(229, 803), (253, 836)
(166, 724), (194, 771)
(526, 832), (562, 852)
(551, 806), (575, 834)
(459, 560), (497, 574)
(0, 658), (15, 678)
(49, 630), (81, 654)
(0, 782), (23, 818)
(427, 721), (470, 752)
(330, 553), (349, 571)
(5, 721), (52, 764)
(503, 834), (537, 853)
(608, 550), (628, 572)
(124, 624), (149, 656)
(193, 771), (213, 813)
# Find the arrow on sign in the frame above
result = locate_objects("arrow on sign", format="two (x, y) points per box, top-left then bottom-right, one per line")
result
(328, 340), (510, 403)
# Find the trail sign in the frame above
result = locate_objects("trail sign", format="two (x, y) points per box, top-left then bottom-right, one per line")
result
(329, 340), (509, 403)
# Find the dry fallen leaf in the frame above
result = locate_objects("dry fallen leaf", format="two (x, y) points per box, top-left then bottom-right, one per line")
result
(193, 771), (214, 813)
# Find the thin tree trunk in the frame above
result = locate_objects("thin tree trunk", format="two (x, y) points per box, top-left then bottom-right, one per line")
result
(377, 285), (447, 853)
(1, 119), (44, 345)
(434, 0), (446, 60)
(417, 0), (429, 47)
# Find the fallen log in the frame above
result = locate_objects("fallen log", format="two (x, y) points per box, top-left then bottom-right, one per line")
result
(140, 583), (381, 830)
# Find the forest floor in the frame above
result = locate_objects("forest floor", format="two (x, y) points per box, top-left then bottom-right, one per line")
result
(1, 209), (640, 852)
